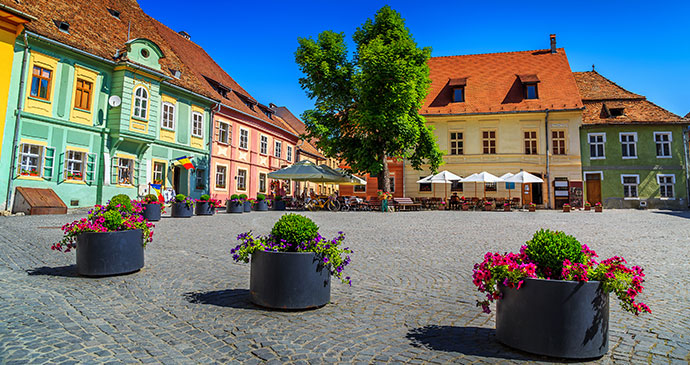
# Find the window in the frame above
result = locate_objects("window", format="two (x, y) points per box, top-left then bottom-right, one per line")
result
(287, 146), (293, 162)
(74, 79), (93, 110)
(218, 122), (230, 144)
(609, 108), (624, 117)
(19, 144), (43, 176)
(132, 86), (148, 119)
(525, 84), (538, 99)
(65, 150), (85, 180)
(30, 66), (52, 100)
(452, 87), (464, 102)
(152, 161), (165, 184)
(621, 175), (639, 198)
(451, 180), (463, 191)
(191, 112), (203, 138)
(654, 132), (672, 158)
(619, 133), (637, 159)
(588, 133), (606, 159)
(117, 157), (134, 185)
(657, 175), (675, 198)
(239, 128), (249, 149)
(195, 169), (206, 190)
(389, 177), (395, 193)
(354, 184), (366, 192)
(237, 169), (247, 191)
(161, 102), (175, 130)
(274, 141), (282, 158)
(259, 173), (267, 193)
(449, 132), (463, 155)
(524, 131), (537, 155)
(552, 130), (566, 155)
(485, 182), (497, 192)
(215, 165), (227, 189)
(260, 135), (268, 155)
(482, 130), (496, 154)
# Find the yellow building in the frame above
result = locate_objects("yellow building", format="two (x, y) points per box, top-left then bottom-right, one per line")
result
(406, 36), (584, 208)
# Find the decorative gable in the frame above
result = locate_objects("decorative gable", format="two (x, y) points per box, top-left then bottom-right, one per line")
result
(126, 38), (164, 71)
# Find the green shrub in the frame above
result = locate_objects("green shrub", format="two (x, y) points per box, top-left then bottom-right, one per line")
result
(256, 194), (265, 201)
(524, 229), (586, 278)
(200, 194), (210, 201)
(271, 214), (319, 247)
(175, 194), (186, 202)
(230, 194), (239, 200)
(239, 193), (248, 200)
(144, 194), (158, 204)
(275, 195), (283, 201)
(102, 210), (124, 230)
(107, 194), (133, 212)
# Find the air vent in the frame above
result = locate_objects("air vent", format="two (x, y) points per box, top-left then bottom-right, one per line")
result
(178, 31), (190, 40)
(107, 8), (120, 19)
(54, 20), (70, 33)
(70, 200), (79, 206)
(172, 70), (181, 79)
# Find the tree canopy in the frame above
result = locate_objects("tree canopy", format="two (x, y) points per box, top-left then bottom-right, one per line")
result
(295, 5), (443, 192)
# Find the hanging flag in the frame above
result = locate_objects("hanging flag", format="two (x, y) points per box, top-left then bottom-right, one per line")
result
(174, 156), (194, 170)
(150, 183), (165, 202)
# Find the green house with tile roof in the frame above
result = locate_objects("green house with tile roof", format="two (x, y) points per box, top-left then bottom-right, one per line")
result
(0, 0), (217, 210)
(574, 71), (690, 209)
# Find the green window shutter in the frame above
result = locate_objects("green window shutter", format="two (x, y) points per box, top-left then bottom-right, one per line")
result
(111, 156), (118, 185)
(134, 159), (141, 186)
(56, 151), (65, 183)
(85, 153), (97, 185)
(14, 144), (21, 177)
(42, 147), (55, 180)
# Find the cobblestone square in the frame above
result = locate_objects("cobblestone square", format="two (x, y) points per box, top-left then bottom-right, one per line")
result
(0, 209), (688, 364)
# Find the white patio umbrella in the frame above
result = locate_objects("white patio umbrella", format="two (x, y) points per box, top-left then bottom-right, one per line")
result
(460, 171), (503, 199)
(416, 170), (462, 200)
(499, 173), (515, 199)
(504, 171), (545, 205)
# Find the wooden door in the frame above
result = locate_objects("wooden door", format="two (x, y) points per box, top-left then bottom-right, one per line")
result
(585, 174), (601, 205)
(522, 183), (532, 205)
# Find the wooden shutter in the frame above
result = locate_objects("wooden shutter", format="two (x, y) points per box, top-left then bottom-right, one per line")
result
(85, 153), (97, 185)
(42, 146), (55, 180)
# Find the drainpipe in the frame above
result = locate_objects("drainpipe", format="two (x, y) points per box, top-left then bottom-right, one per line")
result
(5, 32), (30, 211)
(209, 103), (220, 196)
(544, 109), (551, 209)
(683, 125), (690, 208)
(96, 129), (107, 205)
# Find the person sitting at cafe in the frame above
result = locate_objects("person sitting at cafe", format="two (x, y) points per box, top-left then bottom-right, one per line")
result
(449, 192), (461, 210)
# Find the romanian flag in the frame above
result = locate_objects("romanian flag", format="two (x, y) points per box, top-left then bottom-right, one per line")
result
(150, 184), (165, 202)
(174, 156), (194, 170)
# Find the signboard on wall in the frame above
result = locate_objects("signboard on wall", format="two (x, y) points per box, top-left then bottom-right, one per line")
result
(569, 181), (583, 208)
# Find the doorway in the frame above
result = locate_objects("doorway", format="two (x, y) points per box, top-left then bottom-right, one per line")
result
(173, 166), (181, 195)
(529, 172), (543, 205)
(585, 173), (602, 205)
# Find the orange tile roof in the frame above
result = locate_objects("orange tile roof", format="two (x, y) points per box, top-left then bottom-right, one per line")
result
(573, 71), (682, 125)
(422, 48), (583, 115)
(272, 106), (324, 159)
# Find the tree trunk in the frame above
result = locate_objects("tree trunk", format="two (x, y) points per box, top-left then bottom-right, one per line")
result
(377, 153), (391, 193)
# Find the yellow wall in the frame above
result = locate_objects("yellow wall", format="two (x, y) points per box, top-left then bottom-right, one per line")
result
(0, 26), (17, 164)
(69, 65), (98, 125)
(24, 51), (59, 117)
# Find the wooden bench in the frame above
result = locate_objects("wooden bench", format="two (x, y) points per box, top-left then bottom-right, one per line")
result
(393, 197), (422, 211)
(366, 197), (382, 210)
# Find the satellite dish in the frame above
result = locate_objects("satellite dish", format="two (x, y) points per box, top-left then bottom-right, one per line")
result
(108, 95), (122, 107)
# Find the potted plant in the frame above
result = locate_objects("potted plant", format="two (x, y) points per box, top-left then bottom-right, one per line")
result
(503, 202), (511, 212)
(231, 214), (352, 309)
(195, 194), (222, 216)
(240, 194), (251, 212)
(584, 202), (592, 211)
(562, 203), (571, 213)
(594, 202), (603, 212)
(273, 194), (286, 211)
(461, 201), (470, 211)
(66, 172), (83, 180)
(141, 194), (162, 222)
(484, 201), (493, 211)
(472, 229), (650, 358)
(172, 194), (194, 218)
(254, 194), (269, 211)
(227, 194), (244, 214)
(528, 202), (536, 212)
(51, 194), (154, 276)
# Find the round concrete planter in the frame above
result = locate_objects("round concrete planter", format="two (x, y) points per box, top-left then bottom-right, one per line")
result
(243, 201), (252, 212)
(76, 229), (144, 277)
(250, 250), (331, 310)
(142, 203), (161, 222)
(226, 201), (243, 214)
(254, 200), (269, 211)
(273, 200), (286, 211)
(496, 278), (609, 359)
(195, 201), (215, 216)
(595, 206), (603, 212)
(171, 202), (193, 218)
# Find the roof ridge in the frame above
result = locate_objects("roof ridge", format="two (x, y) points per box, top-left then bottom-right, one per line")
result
(431, 48), (564, 60)
(575, 70), (644, 100)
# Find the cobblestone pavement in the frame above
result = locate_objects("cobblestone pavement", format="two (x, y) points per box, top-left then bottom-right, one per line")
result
(0, 208), (689, 364)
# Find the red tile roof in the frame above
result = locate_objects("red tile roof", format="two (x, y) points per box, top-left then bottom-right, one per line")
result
(422, 48), (583, 115)
(271, 106), (324, 159)
(573, 71), (682, 125)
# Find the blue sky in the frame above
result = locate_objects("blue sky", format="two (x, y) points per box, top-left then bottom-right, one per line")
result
(141, 0), (690, 119)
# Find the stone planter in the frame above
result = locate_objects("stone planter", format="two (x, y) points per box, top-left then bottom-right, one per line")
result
(273, 200), (286, 211)
(195, 201), (215, 216)
(528, 206), (536, 212)
(484, 205), (493, 211)
(250, 250), (330, 310)
(142, 203), (161, 222)
(76, 229), (144, 277)
(563, 206), (571, 213)
(226, 201), (243, 214)
(461, 204), (470, 211)
(584, 205), (591, 211)
(496, 278), (609, 359)
(254, 200), (269, 211)
(595, 206), (603, 213)
(171, 202), (193, 218)
(503, 205), (511, 212)
(243, 201), (252, 212)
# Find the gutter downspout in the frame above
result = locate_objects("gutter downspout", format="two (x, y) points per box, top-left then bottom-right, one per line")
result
(544, 109), (551, 209)
(5, 32), (30, 211)
(210, 103), (220, 197)
(683, 125), (690, 208)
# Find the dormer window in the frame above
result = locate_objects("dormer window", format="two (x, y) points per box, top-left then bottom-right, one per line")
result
(525, 84), (538, 99)
(609, 108), (624, 117)
(55, 20), (70, 33)
(262, 109), (273, 119)
(449, 78), (466, 103)
(518, 74), (540, 100)
(107, 8), (121, 19)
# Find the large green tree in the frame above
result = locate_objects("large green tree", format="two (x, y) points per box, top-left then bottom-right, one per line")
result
(295, 6), (443, 192)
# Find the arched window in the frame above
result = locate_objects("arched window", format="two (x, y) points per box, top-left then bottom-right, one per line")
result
(133, 86), (148, 119)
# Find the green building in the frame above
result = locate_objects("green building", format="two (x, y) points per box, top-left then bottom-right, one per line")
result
(575, 71), (689, 209)
(0, 0), (217, 210)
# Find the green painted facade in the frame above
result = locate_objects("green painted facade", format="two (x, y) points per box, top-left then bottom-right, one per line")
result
(580, 124), (689, 209)
(0, 35), (213, 210)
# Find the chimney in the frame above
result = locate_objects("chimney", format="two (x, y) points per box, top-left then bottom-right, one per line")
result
(178, 31), (190, 40)
(550, 34), (557, 54)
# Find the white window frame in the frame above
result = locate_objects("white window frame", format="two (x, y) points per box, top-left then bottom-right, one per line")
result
(218, 121), (230, 144)
(19, 143), (44, 176)
(619, 132), (637, 159)
(656, 174), (676, 199)
(620, 174), (639, 199)
(191, 112), (204, 138)
(259, 172), (267, 193)
(588, 133), (606, 160)
(152, 161), (165, 184)
(215, 164), (227, 189)
(65, 150), (85, 181)
(117, 157), (134, 185)
(260, 135), (268, 155)
(654, 132), (672, 158)
(132, 86), (148, 120)
(274, 141), (282, 158)
(160, 101), (175, 131)
(239, 128), (249, 150)
(583, 171), (604, 181)
(236, 168), (247, 191)
(286, 145), (293, 162)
